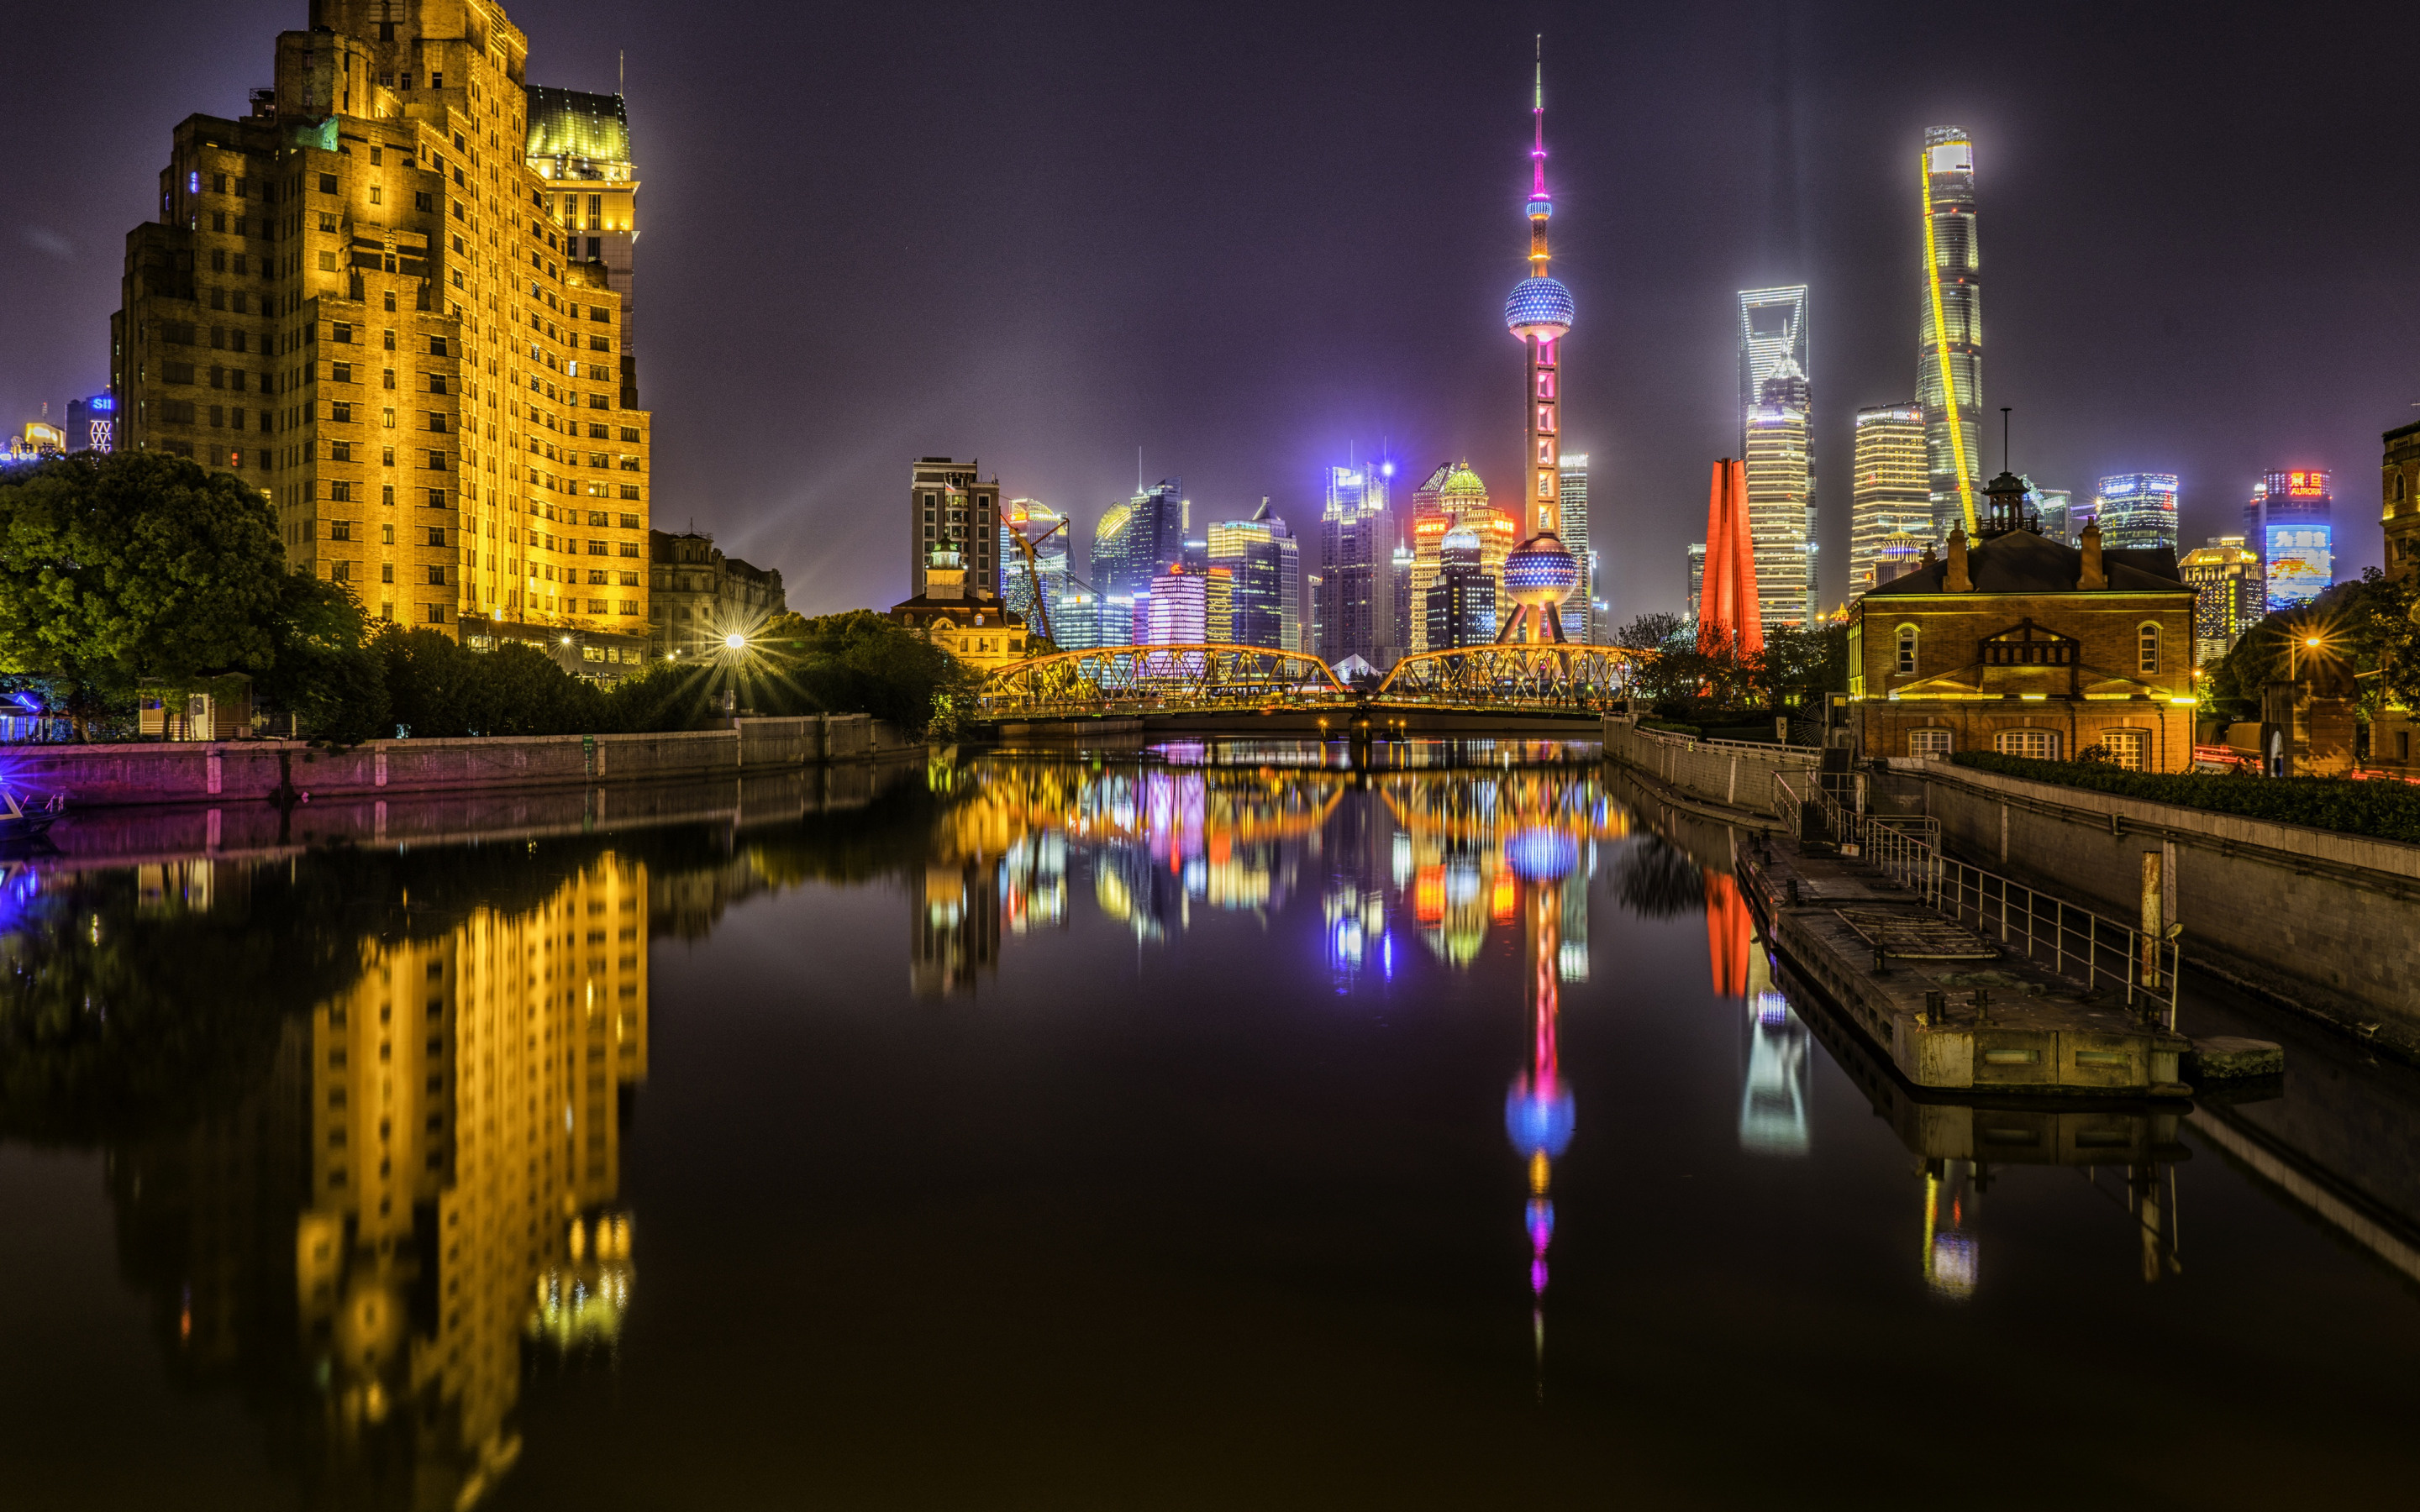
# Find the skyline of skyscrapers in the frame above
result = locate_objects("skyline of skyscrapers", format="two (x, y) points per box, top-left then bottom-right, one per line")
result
(1917, 125), (1983, 540)
(998, 496), (1068, 633)
(1424, 522), (1497, 649)
(2093, 472), (2179, 554)
(1092, 476), (1186, 604)
(1848, 402), (1925, 593)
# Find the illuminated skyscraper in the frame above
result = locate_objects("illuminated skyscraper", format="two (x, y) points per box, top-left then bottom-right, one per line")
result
(2181, 535), (2265, 664)
(2247, 469), (2334, 611)
(1409, 462), (1513, 654)
(1738, 286), (1809, 449)
(1918, 126), (1983, 538)
(66, 392), (114, 453)
(1499, 41), (1581, 643)
(1686, 541), (1706, 619)
(2031, 483), (2073, 544)
(1849, 402), (1926, 593)
(1139, 564), (1207, 645)
(1745, 362), (1814, 629)
(1092, 477), (1186, 611)
(526, 86), (640, 406)
(1206, 499), (1297, 650)
(1424, 524), (1497, 649)
(2095, 472), (2180, 554)
(113, 3), (654, 639)
(1559, 452), (1594, 640)
(1318, 463), (1398, 666)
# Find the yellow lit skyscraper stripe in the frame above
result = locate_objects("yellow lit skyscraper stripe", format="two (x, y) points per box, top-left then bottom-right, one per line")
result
(1922, 151), (1976, 536)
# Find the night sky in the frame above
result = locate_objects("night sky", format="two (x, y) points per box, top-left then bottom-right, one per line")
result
(6, 1), (2417, 619)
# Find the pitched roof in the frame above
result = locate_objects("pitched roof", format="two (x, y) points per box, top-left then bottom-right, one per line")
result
(1864, 528), (2186, 596)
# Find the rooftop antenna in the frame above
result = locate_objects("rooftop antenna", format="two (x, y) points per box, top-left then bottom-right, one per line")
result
(2002, 407), (2012, 473)
(1137, 446), (1143, 493)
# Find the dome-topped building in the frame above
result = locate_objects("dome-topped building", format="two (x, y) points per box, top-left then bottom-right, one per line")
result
(1497, 39), (1580, 644)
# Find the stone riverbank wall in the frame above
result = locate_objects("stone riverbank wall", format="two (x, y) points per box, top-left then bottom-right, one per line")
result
(1599, 719), (1820, 823)
(1869, 758), (2420, 1055)
(1602, 717), (2420, 1054)
(7, 715), (915, 808)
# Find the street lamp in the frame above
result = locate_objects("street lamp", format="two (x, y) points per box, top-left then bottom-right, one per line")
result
(723, 632), (747, 650)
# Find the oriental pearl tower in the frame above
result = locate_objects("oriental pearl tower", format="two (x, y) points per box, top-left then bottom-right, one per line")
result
(1499, 37), (1582, 644)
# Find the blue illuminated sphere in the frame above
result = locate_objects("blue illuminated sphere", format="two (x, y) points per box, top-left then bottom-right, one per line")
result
(1504, 276), (1575, 339)
(1503, 537), (1581, 609)
(1507, 827), (1580, 882)
(1506, 1079), (1576, 1160)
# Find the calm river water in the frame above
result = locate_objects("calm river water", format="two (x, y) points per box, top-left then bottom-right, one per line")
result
(3, 742), (2417, 1509)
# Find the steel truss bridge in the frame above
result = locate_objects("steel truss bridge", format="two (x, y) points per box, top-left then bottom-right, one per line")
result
(969, 643), (1642, 724)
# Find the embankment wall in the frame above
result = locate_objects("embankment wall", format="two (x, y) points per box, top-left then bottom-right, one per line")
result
(8, 715), (915, 808)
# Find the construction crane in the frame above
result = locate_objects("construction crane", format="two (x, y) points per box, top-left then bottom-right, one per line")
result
(1007, 517), (1069, 647)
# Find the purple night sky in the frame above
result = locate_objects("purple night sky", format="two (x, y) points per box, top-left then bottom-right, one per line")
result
(5, 1), (2417, 617)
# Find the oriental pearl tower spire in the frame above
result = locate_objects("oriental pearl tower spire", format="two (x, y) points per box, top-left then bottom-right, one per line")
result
(1499, 37), (1582, 644)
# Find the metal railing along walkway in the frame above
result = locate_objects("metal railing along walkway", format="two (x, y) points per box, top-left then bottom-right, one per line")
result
(1775, 774), (2180, 1026)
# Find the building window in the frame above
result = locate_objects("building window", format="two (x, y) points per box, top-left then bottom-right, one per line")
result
(1908, 727), (1952, 758)
(2102, 729), (2149, 771)
(2137, 622), (2160, 675)
(1895, 624), (1918, 675)
(1994, 728), (2060, 761)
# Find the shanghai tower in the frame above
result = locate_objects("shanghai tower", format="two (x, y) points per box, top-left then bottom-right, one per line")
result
(1917, 126), (1982, 540)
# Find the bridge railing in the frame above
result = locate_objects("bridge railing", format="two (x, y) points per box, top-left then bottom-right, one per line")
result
(971, 644), (1351, 721)
(1373, 643), (1643, 708)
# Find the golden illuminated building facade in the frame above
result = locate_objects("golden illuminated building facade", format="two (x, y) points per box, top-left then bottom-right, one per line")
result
(111, 0), (651, 639)
(297, 854), (648, 1504)
(1407, 461), (1514, 655)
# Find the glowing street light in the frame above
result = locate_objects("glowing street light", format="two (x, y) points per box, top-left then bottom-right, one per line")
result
(723, 632), (747, 650)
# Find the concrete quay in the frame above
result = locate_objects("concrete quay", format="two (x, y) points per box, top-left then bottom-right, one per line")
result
(1739, 837), (2192, 1098)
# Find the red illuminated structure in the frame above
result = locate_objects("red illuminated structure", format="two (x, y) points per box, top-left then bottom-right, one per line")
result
(1699, 459), (1765, 656)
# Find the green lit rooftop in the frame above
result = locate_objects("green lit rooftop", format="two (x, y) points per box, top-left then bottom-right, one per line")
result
(525, 86), (630, 165)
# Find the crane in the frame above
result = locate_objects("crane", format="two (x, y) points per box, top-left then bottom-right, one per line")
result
(1007, 517), (1070, 647)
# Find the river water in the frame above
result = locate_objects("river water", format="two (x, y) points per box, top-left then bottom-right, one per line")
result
(3, 742), (2417, 1509)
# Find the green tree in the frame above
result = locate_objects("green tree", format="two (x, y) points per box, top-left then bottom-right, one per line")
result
(0, 452), (287, 732)
(1755, 622), (1848, 708)
(255, 574), (389, 743)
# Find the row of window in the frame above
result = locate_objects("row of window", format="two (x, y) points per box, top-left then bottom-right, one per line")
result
(1891, 623), (2164, 675)
(1906, 726), (2151, 768)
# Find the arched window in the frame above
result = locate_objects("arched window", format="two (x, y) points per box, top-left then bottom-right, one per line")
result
(2138, 622), (2160, 675)
(1908, 727), (1953, 758)
(1895, 624), (1919, 675)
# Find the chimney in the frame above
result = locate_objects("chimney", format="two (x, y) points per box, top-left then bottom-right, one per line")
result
(2079, 520), (2107, 590)
(1944, 526), (1972, 592)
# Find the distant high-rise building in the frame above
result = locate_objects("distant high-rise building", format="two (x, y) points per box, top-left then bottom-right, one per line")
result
(2030, 483), (2073, 544)
(2180, 536), (2265, 664)
(1424, 524), (1497, 649)
(2094, 473), (2179, 554)
(998, 498), (1068, 633)
(1205, 500), (1297, 651)
(1139, 565), (1207, 645)
(1559, 452), (1594, 640)
(2246, 469), (2334, 612)
(1391, 543), (1415, 655)
(1408, 462), (1512, 654)
(65, 392), (114, 454)
(1092, 477), (1186, 608)
(1318, 463), (1399, 666)
(1686, 542), (1706, 621)
(1745, 363), (1815, 629)
(526, 86), (640, 407)
(1917, 126), (1983, 539)
(910, 459), (1000, 601)
(1204, 566), (1234, 643)
(1738, 286), (1809, 452)
(1053, 589), (1105, 651)
(1305, 573), (1323, 654)
(1849, 403), (1926, 593)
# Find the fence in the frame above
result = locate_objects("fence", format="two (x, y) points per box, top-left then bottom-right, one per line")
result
(1776, 773), (2180, 1026)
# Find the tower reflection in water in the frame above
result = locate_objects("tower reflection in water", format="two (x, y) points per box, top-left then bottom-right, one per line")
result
(101, 853), (650, 1509)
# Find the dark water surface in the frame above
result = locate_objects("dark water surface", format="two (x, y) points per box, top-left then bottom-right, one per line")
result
(4, 743), (2418, 1509)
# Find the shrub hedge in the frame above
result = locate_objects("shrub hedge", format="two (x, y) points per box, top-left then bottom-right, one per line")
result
(1946, 751), (2420, 845)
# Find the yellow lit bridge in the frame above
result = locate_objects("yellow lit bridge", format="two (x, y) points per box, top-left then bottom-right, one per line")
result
(967, 643), (1644, 730)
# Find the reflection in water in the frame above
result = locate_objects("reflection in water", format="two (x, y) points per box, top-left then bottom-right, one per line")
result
(11, 848), (650, 1509)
